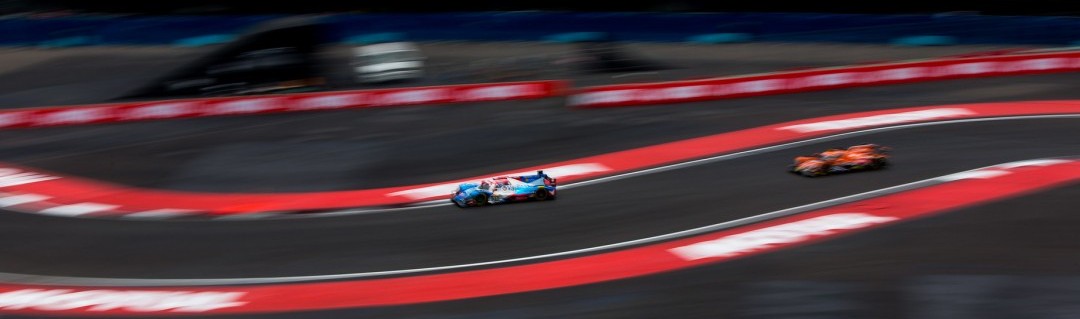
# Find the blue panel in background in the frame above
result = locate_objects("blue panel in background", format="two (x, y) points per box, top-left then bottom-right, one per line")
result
(2, 12), (1080, 46)
(891, 35), (958, 46)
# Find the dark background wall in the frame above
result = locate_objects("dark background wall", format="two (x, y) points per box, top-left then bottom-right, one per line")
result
(13, 0), (1080, 16)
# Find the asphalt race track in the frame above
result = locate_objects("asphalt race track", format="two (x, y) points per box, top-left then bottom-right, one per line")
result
(0, 116), (1077, 280)
(0, 44), (1077, 318)
(263, 186), (1080, 319)
(3, 73), (1080, 192)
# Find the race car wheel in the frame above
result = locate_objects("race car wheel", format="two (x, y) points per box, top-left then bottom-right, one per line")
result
(535, 189), (552, 201)
(870, 158), (889, 169)
(473, 194), (489, 206)
(801, 168), (825, 177)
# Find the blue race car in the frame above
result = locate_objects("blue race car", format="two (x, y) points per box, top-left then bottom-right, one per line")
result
(451, 170), (557, 208)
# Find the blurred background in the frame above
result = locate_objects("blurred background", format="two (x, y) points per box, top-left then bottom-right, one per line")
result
(4, 1), (1080, 106)
(0, 1), (1077, 318)
(10, 0), (1080, 15)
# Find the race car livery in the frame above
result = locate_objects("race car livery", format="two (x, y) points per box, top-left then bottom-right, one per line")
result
(451, 170), (557, 208)
(790, 144), (890, 177)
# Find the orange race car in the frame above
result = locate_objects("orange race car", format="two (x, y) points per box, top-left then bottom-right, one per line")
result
(790, 144), (890, 177)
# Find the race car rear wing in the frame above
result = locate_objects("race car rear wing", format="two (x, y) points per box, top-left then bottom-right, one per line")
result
(537, 170), (556, 186)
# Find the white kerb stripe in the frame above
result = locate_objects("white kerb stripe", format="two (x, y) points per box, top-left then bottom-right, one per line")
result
(0, 194), (51, 207)
(936, 170), (1011, 181)
(995, 159), (1072, 169)
(213, 212), (287, 220)
(123, 209), (201, 219)
(38, 203), (120, 217)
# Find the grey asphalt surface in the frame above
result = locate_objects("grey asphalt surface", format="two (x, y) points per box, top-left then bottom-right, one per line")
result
(3, 73), (1080, 192)
(0, 117), (1075, 281)
(249, 184), (1079, 319)
(0, 43), (1076, 319)
(0, 118), (1076, 280)
(8, 184), (1079, 318)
